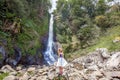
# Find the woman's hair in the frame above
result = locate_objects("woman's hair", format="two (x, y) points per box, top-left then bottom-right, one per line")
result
(58, 48), (63, 53)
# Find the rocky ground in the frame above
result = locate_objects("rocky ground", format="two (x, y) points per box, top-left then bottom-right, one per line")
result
(0, 48), (120, 80)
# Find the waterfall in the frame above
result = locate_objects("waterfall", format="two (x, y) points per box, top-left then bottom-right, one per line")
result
(44, 0), (58, 65)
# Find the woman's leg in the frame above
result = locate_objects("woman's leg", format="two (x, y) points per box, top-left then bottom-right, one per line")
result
(59, 66), (63, 75)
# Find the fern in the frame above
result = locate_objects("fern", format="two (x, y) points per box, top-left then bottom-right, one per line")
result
(0, 30), (10, 37)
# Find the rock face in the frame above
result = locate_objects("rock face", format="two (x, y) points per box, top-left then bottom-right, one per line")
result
(1, 48), (120, 80)
(0, 46), (6, 67)
(106, 52), (120, 70)
(5, 46), (22, 67)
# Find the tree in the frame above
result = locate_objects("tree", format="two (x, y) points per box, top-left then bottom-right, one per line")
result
(77, 26), (93, 48)
(95, 15), (109, 30)
(95, 0), (108, 15)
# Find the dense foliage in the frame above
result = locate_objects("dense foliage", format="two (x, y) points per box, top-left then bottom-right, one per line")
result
(0, 0), (120, 60)
(0, 0), (50, 55)
(55, 0), (120, 53)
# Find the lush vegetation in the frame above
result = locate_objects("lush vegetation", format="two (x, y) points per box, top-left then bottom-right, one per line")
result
(55, 0), (120, 55)
(89, 26), (120, 52)
(0, 0), (120, 61)
(0, 0), (50, 55)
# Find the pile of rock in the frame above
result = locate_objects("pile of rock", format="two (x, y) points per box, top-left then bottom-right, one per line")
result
(0, 48), (120, 80)
(71, 48), (120, 80)
(0, 65), (58, 80)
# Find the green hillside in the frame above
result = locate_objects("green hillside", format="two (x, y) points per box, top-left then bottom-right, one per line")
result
(89, 26), (120, 52)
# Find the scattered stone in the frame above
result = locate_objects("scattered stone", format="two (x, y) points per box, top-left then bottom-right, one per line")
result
(96, 48), (110, 59)
(99, 77), (110, 80)
(42, 72), (47, 75)
(104, 71), (120, 79)
(73, 62), (84, 70)
(9, 71), (17, 76)
(87, 65), (99, 71)
(3, 75), (16, 80)
(27, 67), (35, 72)
(36, 76), (48, 80)
(29, 76), (37, 80)
(1, 65), (15, 73)
(19, 72), (30, 80)
(113, 78), (120, 80)
(92, 70), (103, 78)
(1, 48), (120, 80)
(106, 52), (120, 69)
(47, 71), (55, 80)
(16, 66), (22, 71)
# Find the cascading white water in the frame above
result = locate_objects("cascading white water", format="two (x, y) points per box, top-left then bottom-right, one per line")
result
(44, 0), (58, 65)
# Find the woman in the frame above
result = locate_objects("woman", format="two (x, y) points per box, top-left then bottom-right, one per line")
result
(57, 48), (67, 75)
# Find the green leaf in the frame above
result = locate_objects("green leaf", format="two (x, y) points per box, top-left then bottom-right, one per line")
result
(0, 31), (10, 36)
(6, 12), (15, 18)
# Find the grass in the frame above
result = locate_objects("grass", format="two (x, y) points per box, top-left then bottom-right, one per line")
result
(0, 73), (9, 80)
(66, 26), (120, 60)
(88, 26), (120, 52)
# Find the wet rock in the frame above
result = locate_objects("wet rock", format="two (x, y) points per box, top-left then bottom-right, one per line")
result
(0, 46), (6, 59)
(40, 33), (48, 52)
(5, 46), (22, 67)
(0, 46), (6, 67)
(26, 55), (36, 65)
(6, 58), (17, 67)
(35, 48), (43, 65)
(53, 41), (62, 53)
(13, 46), (22, 65)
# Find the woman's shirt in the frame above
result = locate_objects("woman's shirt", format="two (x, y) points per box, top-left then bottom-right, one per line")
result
(59, 53), (63, 57)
